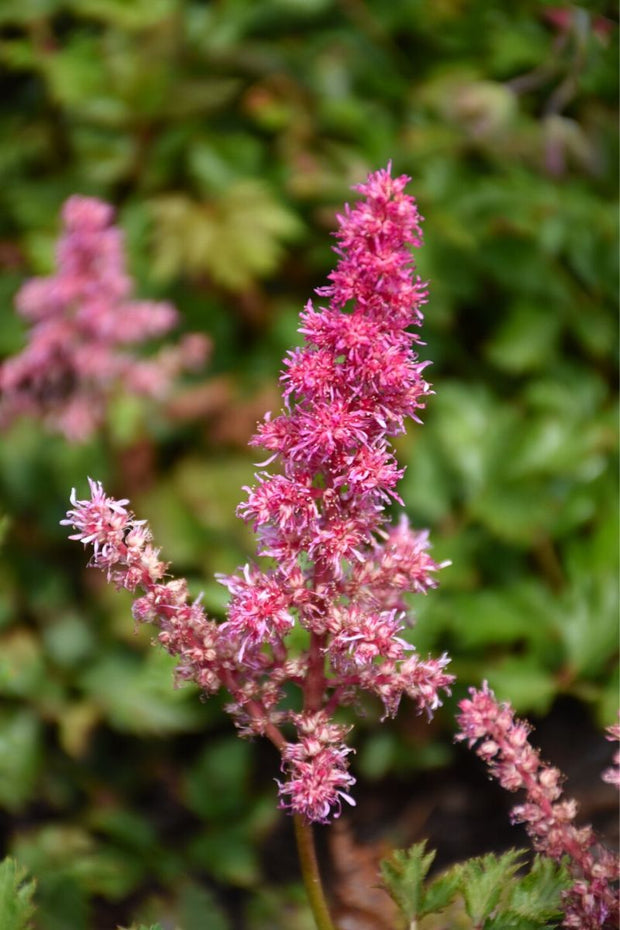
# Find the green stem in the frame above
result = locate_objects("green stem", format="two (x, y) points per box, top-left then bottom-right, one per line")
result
(293, 814), (337, 930)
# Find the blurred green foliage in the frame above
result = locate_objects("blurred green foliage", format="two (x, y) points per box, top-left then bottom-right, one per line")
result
(0, 0), (617, 926)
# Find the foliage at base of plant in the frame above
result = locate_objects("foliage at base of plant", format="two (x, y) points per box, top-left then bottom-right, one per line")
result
(0, 857), (36, 930)
(380, 842), (570, 930)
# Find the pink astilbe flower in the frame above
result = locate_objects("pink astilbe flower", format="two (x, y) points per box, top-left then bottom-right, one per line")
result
(602, 717), (620, 789)
(62, 478), (228, 697)
(65, 167), (453, 823)
(1, 195), (208, 441)
(277, 714), (356, 822)
(456, 683), (620, 930)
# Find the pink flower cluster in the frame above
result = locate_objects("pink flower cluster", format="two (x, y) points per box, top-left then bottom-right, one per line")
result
(62, 479), (228, 698)
(0, 196), (208, 441)
(64, 167), (453, 822)
(456, 683), (619, 930)
(602, 718), (620, 790)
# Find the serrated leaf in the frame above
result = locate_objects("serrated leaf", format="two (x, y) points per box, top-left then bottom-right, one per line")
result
(11, 828), (94, 930)
(0, 858), (36, 930)
(150, 183), (301, 289)
(379, 841), (436, 921)
(459, 850), (525, 925)
(423, 864), (464, 917)
(504, 855), (569, 922)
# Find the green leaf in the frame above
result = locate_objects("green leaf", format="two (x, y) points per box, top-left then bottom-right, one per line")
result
(422, 866), (464, 920)
(0, 0), (63, 25)
(0, 630), (45, 698)
(0, 858), (36, 930)
(450, 583), (553, 651)
(80, 649), (204, 735)
(485, 301), (560, 374)
(357, 730), (397, 780)
(11, 828), (94, 930)
(179, 881), (231, 930)
(0, 708), (41, 811)
(65, 0), (175, 30)
(459, 850), (524, 925)
(484, 657), (557, 716)
(433, 383), (506, 498)
(379, 841), (436, 922)
(117, 925), (165, 930)
(39, 37), (107, 109)
(245, 882), (315, 930)
(504, 855), (569, 923)
(150, 183), (302, 289)
(556, 582), (618, 679)
(42, 614), (96, 671)
(189, 823), (260, 887)
(121, 926), (165, 930)
(183, 736), (253, 821)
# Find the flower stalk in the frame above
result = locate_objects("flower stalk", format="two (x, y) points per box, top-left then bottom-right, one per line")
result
(293, 815), (337, 930)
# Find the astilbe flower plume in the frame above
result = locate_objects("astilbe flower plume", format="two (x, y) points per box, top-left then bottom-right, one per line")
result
(456, 683), (620, 930)
(64, 166), (454, 823)
(0, 196), (208, 441)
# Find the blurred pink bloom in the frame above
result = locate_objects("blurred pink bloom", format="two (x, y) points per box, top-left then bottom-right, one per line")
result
(456, 683), (619, 930)
(602, 718), (620, 790)
(1, 195), (208, 441)
(65, 167), (453, 822)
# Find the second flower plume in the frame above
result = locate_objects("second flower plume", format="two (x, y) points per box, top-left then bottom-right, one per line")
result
(64, 166), (453, 823)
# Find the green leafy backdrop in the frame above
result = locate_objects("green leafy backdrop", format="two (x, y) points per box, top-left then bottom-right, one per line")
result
(0, 1), (617, 927)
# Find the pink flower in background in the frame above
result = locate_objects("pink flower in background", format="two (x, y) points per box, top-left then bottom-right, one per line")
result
(456, 683), (619, 930)
(0, 195), (208, 441)
(64, 166), (453, 823)
(602, 718), (620, 790)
